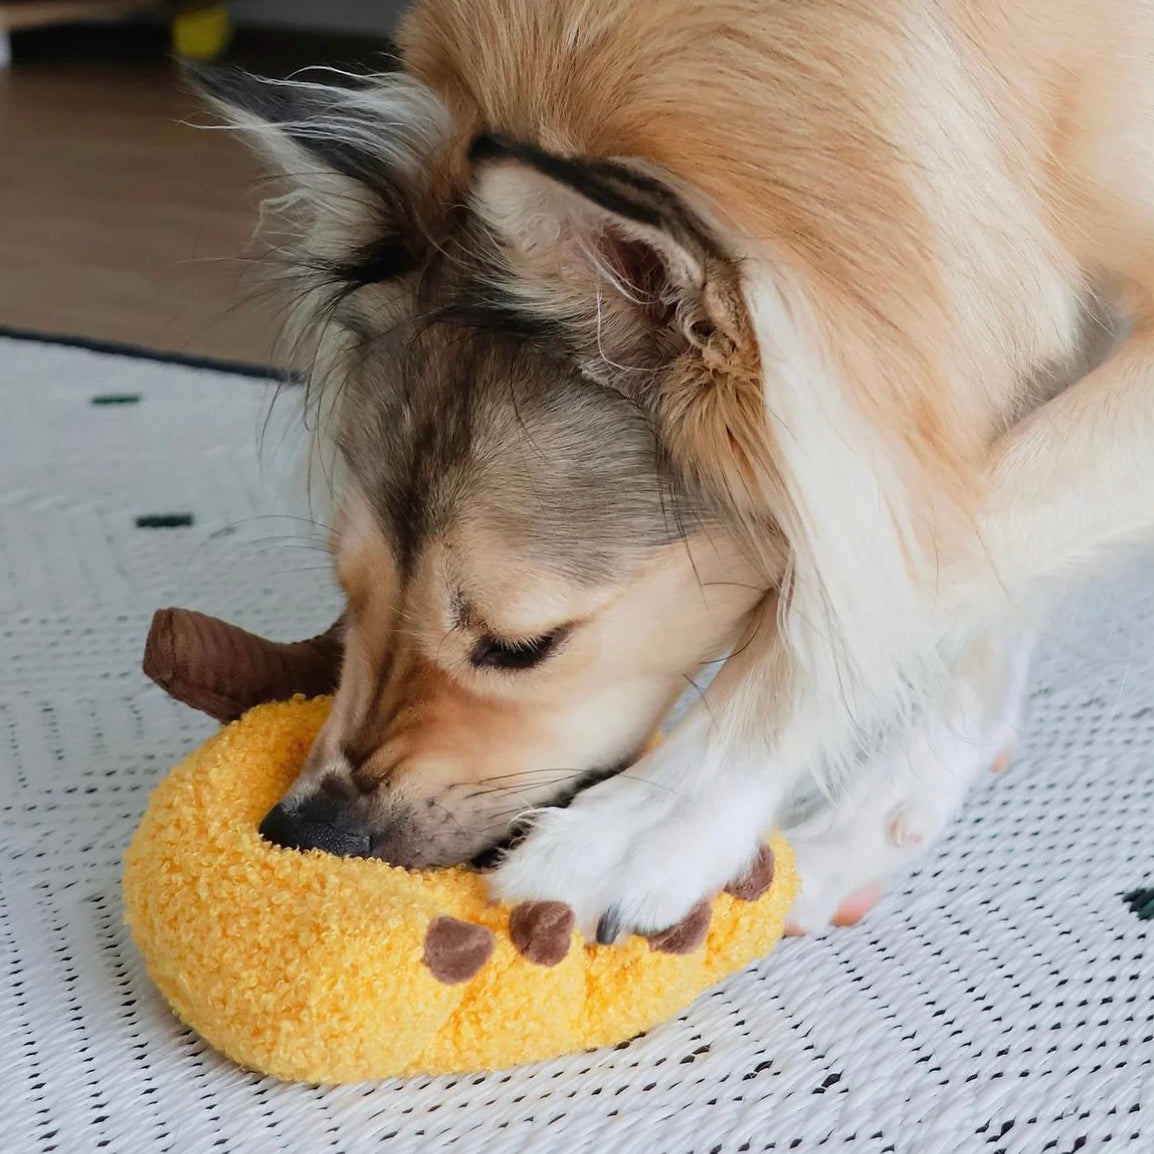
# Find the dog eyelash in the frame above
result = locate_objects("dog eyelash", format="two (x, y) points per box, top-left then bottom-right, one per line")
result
(469, 629), (564, 671)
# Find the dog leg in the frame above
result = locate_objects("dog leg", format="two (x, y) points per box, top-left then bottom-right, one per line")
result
(956, 326), (1154, 618)
(790, 317), (1154, 932)
(785, 627), (1035, 934)
(490, 699), (782, 941)
(494, 329), (1154, 938)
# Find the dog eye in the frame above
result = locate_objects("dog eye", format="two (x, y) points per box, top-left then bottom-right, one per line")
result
(470, 630), (561, 671)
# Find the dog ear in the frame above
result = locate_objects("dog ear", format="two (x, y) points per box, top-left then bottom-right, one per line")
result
(188, 65), (450, 275)
(469, 135), (748, 393)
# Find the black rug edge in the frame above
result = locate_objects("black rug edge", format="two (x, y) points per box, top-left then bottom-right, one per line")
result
(0, 323), (292, 382)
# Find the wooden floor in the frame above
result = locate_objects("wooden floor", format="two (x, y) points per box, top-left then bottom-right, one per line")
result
(0, 28), (378, 365)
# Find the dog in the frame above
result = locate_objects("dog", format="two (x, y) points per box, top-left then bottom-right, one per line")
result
(199, 0), (1154, 941)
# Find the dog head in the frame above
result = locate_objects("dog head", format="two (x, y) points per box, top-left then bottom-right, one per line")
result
(197, 68), (775, 866)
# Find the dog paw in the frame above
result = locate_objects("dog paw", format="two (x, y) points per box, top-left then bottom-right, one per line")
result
(785, 880), (886, 936)
(489, 772), (764, 943)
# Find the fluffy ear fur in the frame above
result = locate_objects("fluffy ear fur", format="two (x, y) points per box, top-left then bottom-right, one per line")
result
(189, 66), (457, 501)
(467, 135), (778, 547)
(468, 136), (752, 401)
(189, 65), (451, 273)
(469, 132), (951, 783)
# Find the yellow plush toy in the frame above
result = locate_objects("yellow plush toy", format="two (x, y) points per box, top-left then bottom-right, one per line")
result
(125, 610), (797, 1084)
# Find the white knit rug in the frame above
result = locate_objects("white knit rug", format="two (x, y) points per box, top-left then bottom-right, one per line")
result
(1, 333), (1151, 1154)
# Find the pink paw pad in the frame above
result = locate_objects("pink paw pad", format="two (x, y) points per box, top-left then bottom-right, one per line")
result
(830, 882), (884, 926)
(784, 882), (884, 936)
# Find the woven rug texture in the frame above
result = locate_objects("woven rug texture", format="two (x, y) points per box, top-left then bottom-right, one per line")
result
(0, 335), (1151, 1154)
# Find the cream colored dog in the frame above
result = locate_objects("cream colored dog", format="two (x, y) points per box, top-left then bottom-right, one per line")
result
(200, 0), (1154, 941)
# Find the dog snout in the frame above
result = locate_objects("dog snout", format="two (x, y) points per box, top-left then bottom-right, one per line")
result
(259, 795), (372, 858)
(259, 788), (462, 868)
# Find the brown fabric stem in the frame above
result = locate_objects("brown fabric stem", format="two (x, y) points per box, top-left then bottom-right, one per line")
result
(143, 607), (344, 723)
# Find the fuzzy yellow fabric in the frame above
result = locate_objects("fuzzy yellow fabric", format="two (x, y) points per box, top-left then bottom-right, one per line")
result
(124, 697), (798, 1083)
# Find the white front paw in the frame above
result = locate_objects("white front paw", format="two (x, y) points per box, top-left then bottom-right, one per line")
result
(490, 771), (765, 942)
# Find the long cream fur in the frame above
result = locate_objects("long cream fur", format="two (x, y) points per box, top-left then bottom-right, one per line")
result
(218, 0), (1154, 934)
(399, 0), (1118, 768)
(399, 0), (1154, 930)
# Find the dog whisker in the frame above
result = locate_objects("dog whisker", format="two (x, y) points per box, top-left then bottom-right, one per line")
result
(446, 768), (584, 788)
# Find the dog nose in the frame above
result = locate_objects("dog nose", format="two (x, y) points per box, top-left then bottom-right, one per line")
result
(259, 797), (372, 857)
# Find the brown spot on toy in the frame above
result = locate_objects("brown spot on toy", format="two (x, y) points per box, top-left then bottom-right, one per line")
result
(647, 901), (712, 955)
(724, 844), (776, 902)
(422, 916), (495, 983)
(509, 901), (575, 966)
